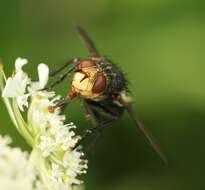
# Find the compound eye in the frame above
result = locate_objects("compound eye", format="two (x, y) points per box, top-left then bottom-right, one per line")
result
(77, 60), (95, 70)
(92, 74), (106, 93)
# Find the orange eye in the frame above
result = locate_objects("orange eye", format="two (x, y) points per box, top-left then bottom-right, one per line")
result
(77, 60), (95, 70)
(92, 74), (106, 93)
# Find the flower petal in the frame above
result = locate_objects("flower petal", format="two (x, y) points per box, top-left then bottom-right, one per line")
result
(38, 64), (49, 89)
(17, 94), (29, 111)
(15, 58), (28, 73)
(2, 72), (29, 97)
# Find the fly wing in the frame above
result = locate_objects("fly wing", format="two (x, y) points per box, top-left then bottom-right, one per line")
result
(120, 96), (168, 164)
(76, 25), (100, 58)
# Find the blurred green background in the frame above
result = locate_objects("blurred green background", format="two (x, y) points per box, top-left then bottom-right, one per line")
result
(0, 0), (204, 189)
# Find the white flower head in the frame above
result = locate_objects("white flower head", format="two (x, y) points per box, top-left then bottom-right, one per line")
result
(0, 58), (88, 190)
(0, 135), (43, 190)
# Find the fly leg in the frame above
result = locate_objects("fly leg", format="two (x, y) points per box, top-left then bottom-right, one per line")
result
(46, 58), (80, 112)
(48, 89), (77, 112)
(72, 100), (110, 154)
(44, 58), (80, 90)
(72, 126), (99, 150)
(72, 100), (99, 151)
(74, 123), (109, 155)
(84, 127), (103, 156)
(49, 58), (80, 77)
(46, 70), (72, 90)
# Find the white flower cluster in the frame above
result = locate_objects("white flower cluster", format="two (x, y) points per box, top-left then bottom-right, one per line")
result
(0, 135), (43, 190)
(0, 58), (87, 190)
(29, 91), (87, 189)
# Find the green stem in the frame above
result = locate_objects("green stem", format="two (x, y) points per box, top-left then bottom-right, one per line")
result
(0, 68), (18, 128)
(12, 99), (34, 146)
(0, 66), (33, 146)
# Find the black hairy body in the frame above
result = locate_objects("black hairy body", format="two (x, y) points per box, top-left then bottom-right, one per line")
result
(84, 58), (128, 127)
(96, 58), (128, 96)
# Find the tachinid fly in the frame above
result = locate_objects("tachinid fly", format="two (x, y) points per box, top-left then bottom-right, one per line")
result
(47, 26), (167, 164)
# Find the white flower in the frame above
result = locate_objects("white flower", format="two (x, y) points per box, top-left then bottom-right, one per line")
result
(0, 58), (88, 190)
(0, 135), (43, 190)
(2, 60), (29, 111)
(39, 136), (55, 157)
(29, 92), (86, 187)
(2, 58), (49, 111)
(2, 71), (28, 97)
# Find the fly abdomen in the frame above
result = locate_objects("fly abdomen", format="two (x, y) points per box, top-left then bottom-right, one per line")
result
(85, 98), (124, 126)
